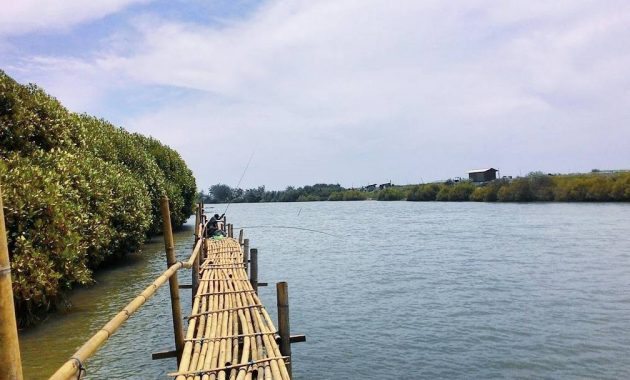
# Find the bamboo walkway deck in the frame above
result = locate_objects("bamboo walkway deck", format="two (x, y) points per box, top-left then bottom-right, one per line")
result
(171, 238), (291, 380)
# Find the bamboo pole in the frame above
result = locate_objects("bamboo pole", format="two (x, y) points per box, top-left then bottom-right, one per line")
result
(238, 229), (243, 245)
(0, 184), (24, 380)
(161, 196), (185, 365)
(193, 205), (201, 304)
(243, 239), (249, 274)
(276, 282), (291, 377)
(195, 205), (200, 239)
(249, 249), (258, 293)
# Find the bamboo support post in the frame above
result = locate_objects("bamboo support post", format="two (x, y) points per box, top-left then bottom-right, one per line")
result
(243, 239), (250, 274)
(194, 206), (199, 239)
(238, 229), (243, 244)
(192, 253), (200, 303)
(200, 202), (206, 224)
(0, 185), (24, 380)
(250, 248), (258, 293)
(192, 205), (201, 302)
(161, 196), (185, 365)
(277, 282), (292, 377)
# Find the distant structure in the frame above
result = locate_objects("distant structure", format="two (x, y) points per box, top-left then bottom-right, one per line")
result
(468, 168), (498, 183)
(363, 184), (377, 191)
(379, 181), (393, 190)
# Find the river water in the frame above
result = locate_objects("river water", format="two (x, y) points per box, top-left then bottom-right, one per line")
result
(19, 202), (630, 379)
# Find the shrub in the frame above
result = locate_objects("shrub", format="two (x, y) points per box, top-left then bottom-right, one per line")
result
(328, 190), (367, 201)
(328, 191), (344, 201)
(296, 194), (320, 202)
(470, 186), (497, 202)
(611, 173), (630, 201)
(529, 173), (554, 201)
(0, 70), (195, 325)
(376, 188), (406, 201)
(497, 178), (533, 202)
(408, 184), (440, 201)
(448, 182), (475, 201)
(436, 185), (452, 201)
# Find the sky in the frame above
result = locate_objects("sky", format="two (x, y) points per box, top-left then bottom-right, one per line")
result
(1, 0), (629, 190)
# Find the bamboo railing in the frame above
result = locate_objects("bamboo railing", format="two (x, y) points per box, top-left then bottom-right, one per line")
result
(48, 245), (201, 378)
(49, 197), (205, 380)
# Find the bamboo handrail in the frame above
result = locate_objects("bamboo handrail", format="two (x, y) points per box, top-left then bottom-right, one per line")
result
(49, 232), (203, 380)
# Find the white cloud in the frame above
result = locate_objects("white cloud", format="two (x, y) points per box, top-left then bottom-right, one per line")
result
(7, 0), (630, 187)
(0, 0), (148, 36)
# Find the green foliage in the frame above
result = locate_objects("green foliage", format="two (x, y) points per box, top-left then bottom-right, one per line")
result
(242, 186), (265, 203)
(408, 184), (440, 201)
(610, 174), (630, 201)
(470, 184), (498, 202)
(449, 182), (476, 201)
(528, 173), (554, 201)
(497, 178), (533, 202)
(435, 182), (475, 201)
(296, 194), (320, 202)
(0, 73), (83, 156)
(0, 70), (195, 325)
(209, 183), (233, 203)
(78, 116), (193, 234)
(136, 134), (196, 227)
(376, 188), (407, 201)
(328, 189), (368, 201)
(206, 183), (345, 203)
(492, 173), (630, 202)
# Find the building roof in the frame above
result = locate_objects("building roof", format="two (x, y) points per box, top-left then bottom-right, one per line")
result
(467, 168), (498, 173)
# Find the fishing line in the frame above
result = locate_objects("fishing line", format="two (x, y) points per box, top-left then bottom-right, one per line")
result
(223, 150), (255, 215)
(235, 225), (340, 238)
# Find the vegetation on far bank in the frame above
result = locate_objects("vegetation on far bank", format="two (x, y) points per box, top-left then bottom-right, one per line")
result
(201, 171), (630, 205)
(0, 70), (196, 326)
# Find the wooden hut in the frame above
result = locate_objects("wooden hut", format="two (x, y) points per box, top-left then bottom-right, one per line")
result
(468, 168), (498, 182)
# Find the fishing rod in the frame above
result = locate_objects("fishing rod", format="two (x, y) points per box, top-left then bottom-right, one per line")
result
(235, 225), (340, 238)
(223, 150), (255, 215)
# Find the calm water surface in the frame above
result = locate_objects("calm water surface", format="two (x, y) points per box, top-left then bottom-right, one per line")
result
(20, 202), (630, 379)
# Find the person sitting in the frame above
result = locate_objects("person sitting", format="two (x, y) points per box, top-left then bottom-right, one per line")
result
(206, 213), (226, 238)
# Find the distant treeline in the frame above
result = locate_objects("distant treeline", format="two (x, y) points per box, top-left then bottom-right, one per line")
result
(202, 171), (630, 205)
(1, 71), (196, 326)
(409, 172), (630, 202)
(201, 183), (345, 203)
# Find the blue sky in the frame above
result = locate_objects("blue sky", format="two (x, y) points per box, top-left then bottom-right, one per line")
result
(2, 1), (630, 190)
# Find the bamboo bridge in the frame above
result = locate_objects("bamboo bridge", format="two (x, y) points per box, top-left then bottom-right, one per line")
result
(0, 194), (303, 380)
